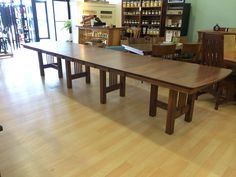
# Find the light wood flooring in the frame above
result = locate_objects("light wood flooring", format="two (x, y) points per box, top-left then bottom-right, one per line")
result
(0, 49), (236, 177)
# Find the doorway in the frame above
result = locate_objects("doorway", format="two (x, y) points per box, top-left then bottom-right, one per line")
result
(52, 0), (71, 41)
(35, 0), (50, 40)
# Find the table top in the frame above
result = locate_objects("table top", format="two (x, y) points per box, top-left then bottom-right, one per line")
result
(122, 43), (183, 56)
(23, 41), (231, 93)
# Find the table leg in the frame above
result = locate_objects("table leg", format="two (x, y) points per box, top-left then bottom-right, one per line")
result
(166, 89), (178, 134)
(149, 84), (158, 117)
(178, 92), (187, 109)
(38, 51), (44, 76)
(185, 93), (196, 122)
(109, 72), (117, 86)
(100, 70), (106, 104)
(57, 57), (63, 78)
(85, 66), (91, 84)
(120, 75), (126, 97)
(65, 60), (72, 88)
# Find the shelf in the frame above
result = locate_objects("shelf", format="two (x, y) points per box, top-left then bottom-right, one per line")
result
(83, 36), (108, 39)
(166, 14), (183, 16)
(165, 27), (181, 30)
(168, 3), (185, 6)
(141, 6), (162, 8)
(141, 24), (160, 27)
(145, 34), (159, 36)
(123, 6), (139, 9)
(142, 15), (161, 17)
(123, 14), (140, 16)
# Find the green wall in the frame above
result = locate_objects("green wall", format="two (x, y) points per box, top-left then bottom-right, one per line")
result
(186, 0), (236, 42)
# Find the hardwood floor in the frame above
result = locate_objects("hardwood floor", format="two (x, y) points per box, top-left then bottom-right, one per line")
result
(0, 49), (236, 177)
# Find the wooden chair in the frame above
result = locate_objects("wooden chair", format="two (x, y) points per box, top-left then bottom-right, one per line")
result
(200, 32), (236, 109)
(152, 44), (176, 59)
(201, 32), (224, 67)
(177, 43), (201, 63)
(129, 36), (152, 44)
(152, 36), (165, 44)
(179, 36), (189, 43)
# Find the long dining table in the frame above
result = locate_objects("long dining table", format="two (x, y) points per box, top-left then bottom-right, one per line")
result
(22, 41), (231, 134)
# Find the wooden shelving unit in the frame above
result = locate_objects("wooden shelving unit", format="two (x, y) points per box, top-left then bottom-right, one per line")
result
(165, 2), (191, 37)
(121, 0), (190, 37)
(122, 0), (165, 37)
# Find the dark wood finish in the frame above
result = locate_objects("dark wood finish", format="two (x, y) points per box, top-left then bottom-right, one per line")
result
(57, 57), (63, 78)
(224, 51), (236, 69)
(177, 43), (201, 63)
(37, 51), (64, 78)
(149, 84), (158, 117)
(152, 43), (176, 58)
(37, 51), (44, 76)
(184, 93), (196, 122)
(120, 75), (126, 97)
(200, 32), (236, 110)
(65, 60), (72, 89)
(202, 32), (224, 67)
(178, 92), (187, 109)
(198, 30), (236, 43)
(22, 41), (231, 134)
(100, 70), (107, 104)
(67, 66), (91, 88)
(149, 86), (196, 134)
(166, 89), (178, 134)
(85, 66), (91, 83)
(109, 73), (118, 86)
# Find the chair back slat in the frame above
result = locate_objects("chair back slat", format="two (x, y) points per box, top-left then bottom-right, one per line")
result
(202, 32), (224, 67)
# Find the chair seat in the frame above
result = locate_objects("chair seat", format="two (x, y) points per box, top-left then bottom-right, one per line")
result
(176, 43), (201, 63)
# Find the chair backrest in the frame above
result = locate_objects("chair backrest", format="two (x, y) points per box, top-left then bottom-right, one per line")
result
(202, 32), (224, 67)
(152, 44), (176, 58)
(129, 36), (152, 44)
(152, 36), (165, 44)
(182, 43), (201, 55)
(179, 36), (189, 43)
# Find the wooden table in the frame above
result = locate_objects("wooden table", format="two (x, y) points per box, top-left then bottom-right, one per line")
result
(122, 43), (183, 56)
(22, 41), (231, 134)
(224, 51), (236, 69)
